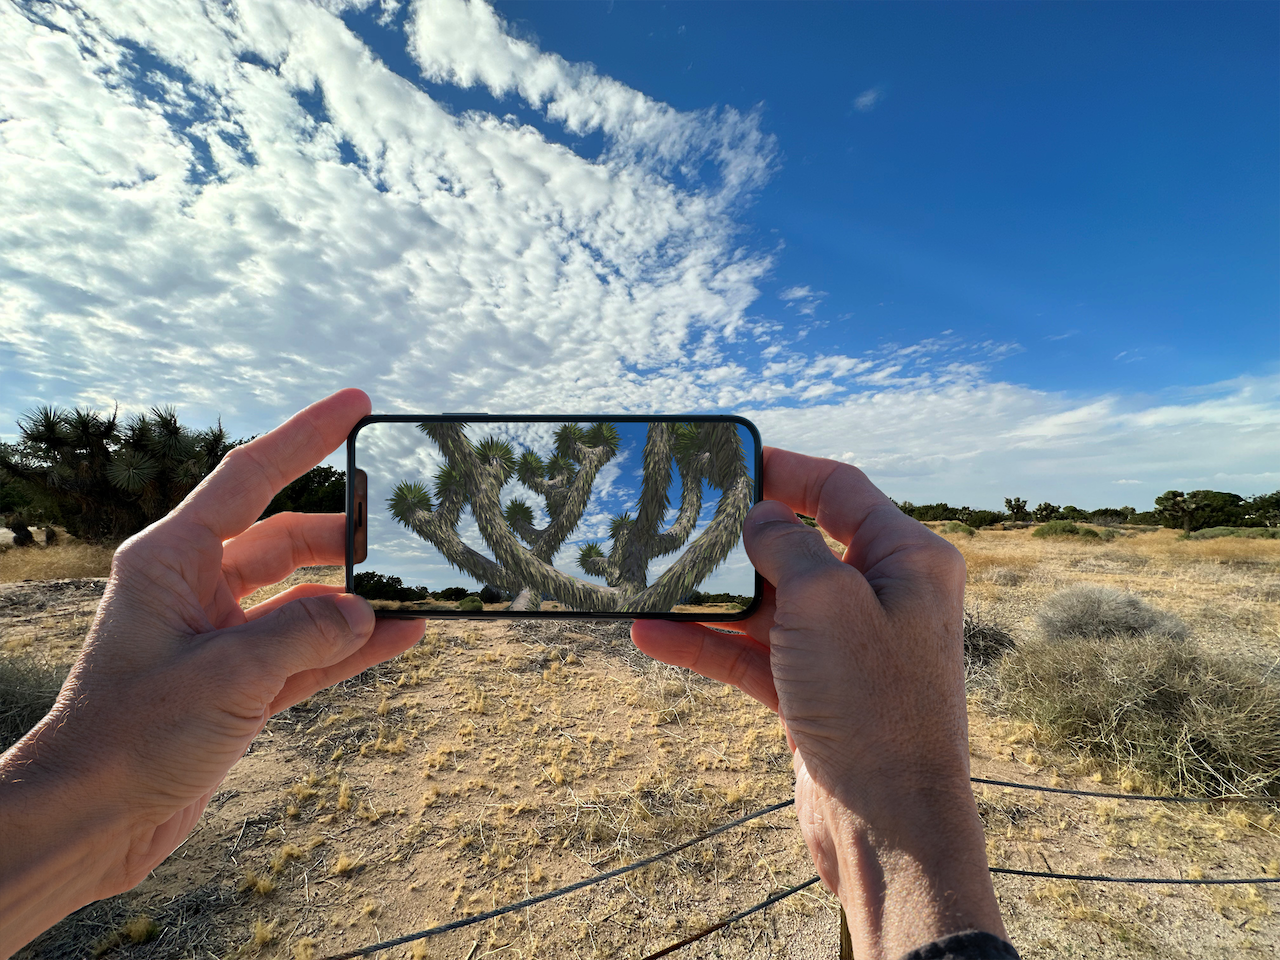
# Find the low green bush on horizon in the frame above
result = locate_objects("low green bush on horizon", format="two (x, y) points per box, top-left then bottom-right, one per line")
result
(1187, 526), (1280, 540)
(1032, 520), (1079, 538)
(1032, 520), (1115, 541)
(941, 520), (976, 537)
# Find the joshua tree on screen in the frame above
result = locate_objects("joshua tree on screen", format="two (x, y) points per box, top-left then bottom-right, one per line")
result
(387, 421), (752, 612)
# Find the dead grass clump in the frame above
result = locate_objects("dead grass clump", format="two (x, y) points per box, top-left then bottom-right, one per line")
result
(0, 657), (68, 751)
(963, 609), (1016, 664)
(984, 566), (1022, 586)
(0, 540), (115, 582)
(1037, 584), (1187, 642)
(1189, 527), (1280, 541)
(997, 632), (1280, 798)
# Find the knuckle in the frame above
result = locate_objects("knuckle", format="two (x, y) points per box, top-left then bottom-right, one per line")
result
(914, 536), (967, 592)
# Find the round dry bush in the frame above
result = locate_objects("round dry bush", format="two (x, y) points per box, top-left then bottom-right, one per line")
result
(984, 566), (1022, 586)
(997, 633), (1280, 798)
(1036, 584), (1187, 642)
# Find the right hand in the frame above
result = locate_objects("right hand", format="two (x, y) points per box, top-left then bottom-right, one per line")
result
(632, 448), (1005, 959)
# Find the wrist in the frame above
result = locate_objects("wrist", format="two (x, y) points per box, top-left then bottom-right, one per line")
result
(0, 719), (134, 956)
(813, 773), (1006, 960)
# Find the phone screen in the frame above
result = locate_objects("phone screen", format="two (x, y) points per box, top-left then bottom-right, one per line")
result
(346, 416), (762, 619)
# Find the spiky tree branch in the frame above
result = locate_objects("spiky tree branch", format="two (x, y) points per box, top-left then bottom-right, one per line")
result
(390, 421), (751, 612)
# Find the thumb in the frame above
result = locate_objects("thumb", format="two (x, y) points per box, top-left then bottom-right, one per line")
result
(743, 500), (848, 589)
(215, 593), (375, 689)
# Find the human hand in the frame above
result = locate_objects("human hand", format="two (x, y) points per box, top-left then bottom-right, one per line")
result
(0, 389), (424, 954)
(631, 448), (1005, 959)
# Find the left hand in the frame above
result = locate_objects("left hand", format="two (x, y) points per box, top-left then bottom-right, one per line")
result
(0, 389), (424, 929)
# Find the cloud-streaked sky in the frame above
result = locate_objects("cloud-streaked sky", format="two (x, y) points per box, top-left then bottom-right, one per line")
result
(2, 0), (1277, 510)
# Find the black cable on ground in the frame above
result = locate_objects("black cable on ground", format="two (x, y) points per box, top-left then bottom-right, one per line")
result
(971, 776), (1272, 804)
(317, 777), (1279, 960)
(637, 876), (823, 960)
(638, 867), (1280, 960)
(991, 867), (1280, 884)
(315, 798), (796, 960)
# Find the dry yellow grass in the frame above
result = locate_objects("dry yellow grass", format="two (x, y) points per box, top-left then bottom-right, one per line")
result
(0, 539), (114, 582)
(954, 525), (1280, 668)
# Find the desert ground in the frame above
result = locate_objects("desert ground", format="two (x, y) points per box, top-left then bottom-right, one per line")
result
(1, 524), (1278, 959)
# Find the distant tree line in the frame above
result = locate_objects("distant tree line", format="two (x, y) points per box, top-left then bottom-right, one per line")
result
(895, 489), (1280, 533)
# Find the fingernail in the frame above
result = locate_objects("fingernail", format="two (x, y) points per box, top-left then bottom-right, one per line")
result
(334, 593), (373, 633)
(750, 501), (802, 525)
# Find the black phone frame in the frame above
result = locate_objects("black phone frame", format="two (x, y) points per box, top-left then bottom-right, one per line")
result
(345, 413), (764, 621)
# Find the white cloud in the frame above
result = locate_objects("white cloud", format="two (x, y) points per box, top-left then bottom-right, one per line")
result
(853, 86), (883, 112)
(405, 0), (775, 201)
(0, 0), (778, 432)
(745, 373), (1280, 508)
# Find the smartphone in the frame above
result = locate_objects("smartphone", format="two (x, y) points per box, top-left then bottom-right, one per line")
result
(346, 414), (762, 619)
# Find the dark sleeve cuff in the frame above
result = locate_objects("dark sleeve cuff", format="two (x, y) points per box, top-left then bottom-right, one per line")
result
(896, 930), (1021, 960)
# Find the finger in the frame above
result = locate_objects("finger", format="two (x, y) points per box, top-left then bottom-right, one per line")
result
(269, 619), (426, 713)
(631, 619), (778, 712)
(243, 581), (344, 621)
(743, 499), (854, 591)
(761, 447), (916, 551)
(222, 513), (346, 599)
(699, 582), (779, 650)
(210, 592), (376, 704)
(178, 389), (370, 542)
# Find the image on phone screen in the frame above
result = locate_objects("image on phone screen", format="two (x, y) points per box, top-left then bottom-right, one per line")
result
(348, 417), (761, 618)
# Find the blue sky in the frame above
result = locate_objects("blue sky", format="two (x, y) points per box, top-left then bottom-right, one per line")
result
(1, 0), (1277, 512)
(474, 1), (1278, 396)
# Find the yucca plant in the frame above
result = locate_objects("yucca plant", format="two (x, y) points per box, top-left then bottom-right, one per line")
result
(0, 404), (232, 543)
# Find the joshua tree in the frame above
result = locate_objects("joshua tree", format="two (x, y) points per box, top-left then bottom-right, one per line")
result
(388, 421), (752, 613)
(1032, 502), (1061, 523)
(1004, 497), (1030, 522)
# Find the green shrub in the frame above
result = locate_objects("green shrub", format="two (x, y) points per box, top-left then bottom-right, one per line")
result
(0, 657), (68, 752)
(261, 465), (345, 518)
(457, 595), (484, 612)
(1036, 584), (1187, 642)
(997, 633), (1280, 797)
(353, 571), (431, 602)
(686, 590), (753, 607)
(1032, 520), (1080, 538)
(1078, 527), (1099, 540)
(1188, 526), (1280, 540)
(941, 520), (975, 537)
